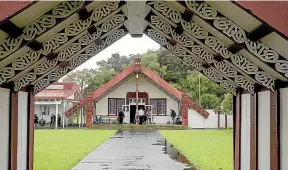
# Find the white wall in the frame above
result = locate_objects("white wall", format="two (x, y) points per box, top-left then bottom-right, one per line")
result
(241, 94), (251, 170)
(0, 88), (10, 170)
(220, 114), (226, 128)
(17, 92), (28, 170)
(188, 109), (233, 129)
(204, 110), (218, 128)
(188, 109), (204, 128)
(280, 88), (288, 170)
(258, 91), (270, 170)
(96, 76), (179, 124)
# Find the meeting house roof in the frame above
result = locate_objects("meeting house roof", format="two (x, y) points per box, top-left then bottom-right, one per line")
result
(91, 58), (210, 118)
(0, 1), (288, 97)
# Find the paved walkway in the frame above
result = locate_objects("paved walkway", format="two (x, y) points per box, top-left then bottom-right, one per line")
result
(71, 131), (192, 170)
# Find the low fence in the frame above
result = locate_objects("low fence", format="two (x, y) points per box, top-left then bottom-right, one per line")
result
(188, 109), (233, 129)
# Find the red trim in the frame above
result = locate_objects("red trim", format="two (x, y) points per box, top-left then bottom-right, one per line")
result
(10, 92), (18, 170)
(92, 63), (207, 118)
(0, 1), (33, 22)
(235, 1), (288, 37)
(270, 90), (279, 170)
(234, 90), (241, 170)
(126, 92), (149, 105)
(28, 90), (34, 170)
(250, 93), (258, 170)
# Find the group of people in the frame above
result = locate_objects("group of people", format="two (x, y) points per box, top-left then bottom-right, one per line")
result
(117, 106), (182, 125)
(50, 114), (61, 127)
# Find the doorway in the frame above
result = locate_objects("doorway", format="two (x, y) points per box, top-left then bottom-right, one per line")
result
(130, 105), (145, 123)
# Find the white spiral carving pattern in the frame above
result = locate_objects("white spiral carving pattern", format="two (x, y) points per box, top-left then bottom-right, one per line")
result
(0, 1), (84, 59)
(32, 28), (127, 94)
(184, 0), (288, 79)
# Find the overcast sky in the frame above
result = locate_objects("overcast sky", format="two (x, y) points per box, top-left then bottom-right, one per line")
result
(75, 34), (160, 71)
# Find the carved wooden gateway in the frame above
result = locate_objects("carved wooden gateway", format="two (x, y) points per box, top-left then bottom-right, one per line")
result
(1, 1), (288, 170)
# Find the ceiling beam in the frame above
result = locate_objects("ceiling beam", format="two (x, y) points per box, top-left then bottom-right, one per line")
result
(172, 0), (288, 82)
(1, 2), (125, 86)
(124, 1), (150, 37)
(247, 24), (273, 42)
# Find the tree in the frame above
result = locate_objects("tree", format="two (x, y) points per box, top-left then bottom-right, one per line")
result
(96, 53), (133, 72)
(62, 69), (96, 95)
(200, 94), (221, 109)
(221, 93), (233, 114)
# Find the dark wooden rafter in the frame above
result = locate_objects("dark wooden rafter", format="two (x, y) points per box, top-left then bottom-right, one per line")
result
(78, 7), (92, 21)
(0, 20), (22, 38)
(248, 24), (273, 42)
(26, 40), (43, 51)
(130, 34), (144, 38)
(228, 43), (243, 54)
(181, 8), (193, 22)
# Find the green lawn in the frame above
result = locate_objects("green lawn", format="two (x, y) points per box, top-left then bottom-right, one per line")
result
(160, 130), (233, 170)
(34, 130), (116, 170)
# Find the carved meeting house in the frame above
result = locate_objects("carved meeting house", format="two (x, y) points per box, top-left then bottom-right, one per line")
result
(0, 1), (288, 170)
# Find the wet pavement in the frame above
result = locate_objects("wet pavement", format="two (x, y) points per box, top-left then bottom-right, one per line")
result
(71, 131), (195, 170)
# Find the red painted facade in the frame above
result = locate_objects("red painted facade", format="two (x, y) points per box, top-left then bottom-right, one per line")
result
(236, 1), (288, 37)
(0, 1), (33, 22)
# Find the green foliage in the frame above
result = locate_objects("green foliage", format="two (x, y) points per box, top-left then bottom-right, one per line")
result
(200, 94), (221, 109)
(221, 93), (233, 115)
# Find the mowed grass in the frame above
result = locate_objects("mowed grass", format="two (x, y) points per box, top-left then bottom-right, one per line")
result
(160, 130), (233, 170)
(34, 130), (116, 170)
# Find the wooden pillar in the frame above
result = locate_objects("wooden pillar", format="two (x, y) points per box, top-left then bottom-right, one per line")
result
(250, 93), (258, 170)
(180, 90), (189, 126)
(270, 90), (279, 170)
(10, 92), (18, 170)
(225, 114), (227, 129)
(28, 90), (34, 170)
(234, 90), (241, 170)
(85, 90), (93, 128)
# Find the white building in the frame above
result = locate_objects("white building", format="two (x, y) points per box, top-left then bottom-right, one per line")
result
(87, 58), (209, 124)
(34, 82), (82, 126)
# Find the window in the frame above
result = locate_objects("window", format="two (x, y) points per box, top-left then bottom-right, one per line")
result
(108, 98), (125, 115)
(40, 105), (50, 115)
(150, 99), (167, 116)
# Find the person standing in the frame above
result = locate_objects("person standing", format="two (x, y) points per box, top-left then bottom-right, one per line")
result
(50, 114), (54, 127)
(58, 114), (61, 127)
(170, 109), (176, 124)
(146, 107), (152, 124)
(52, 114), (56, 127)
(118, 110), (125, 124)
(138, 108), (145, 125)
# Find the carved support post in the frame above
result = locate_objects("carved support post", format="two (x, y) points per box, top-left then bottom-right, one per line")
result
(85, 89), (93, 128)
(181, 89), (189, 126)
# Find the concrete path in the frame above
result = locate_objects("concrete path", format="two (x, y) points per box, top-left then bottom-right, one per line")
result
(71, 131), (192, 170)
